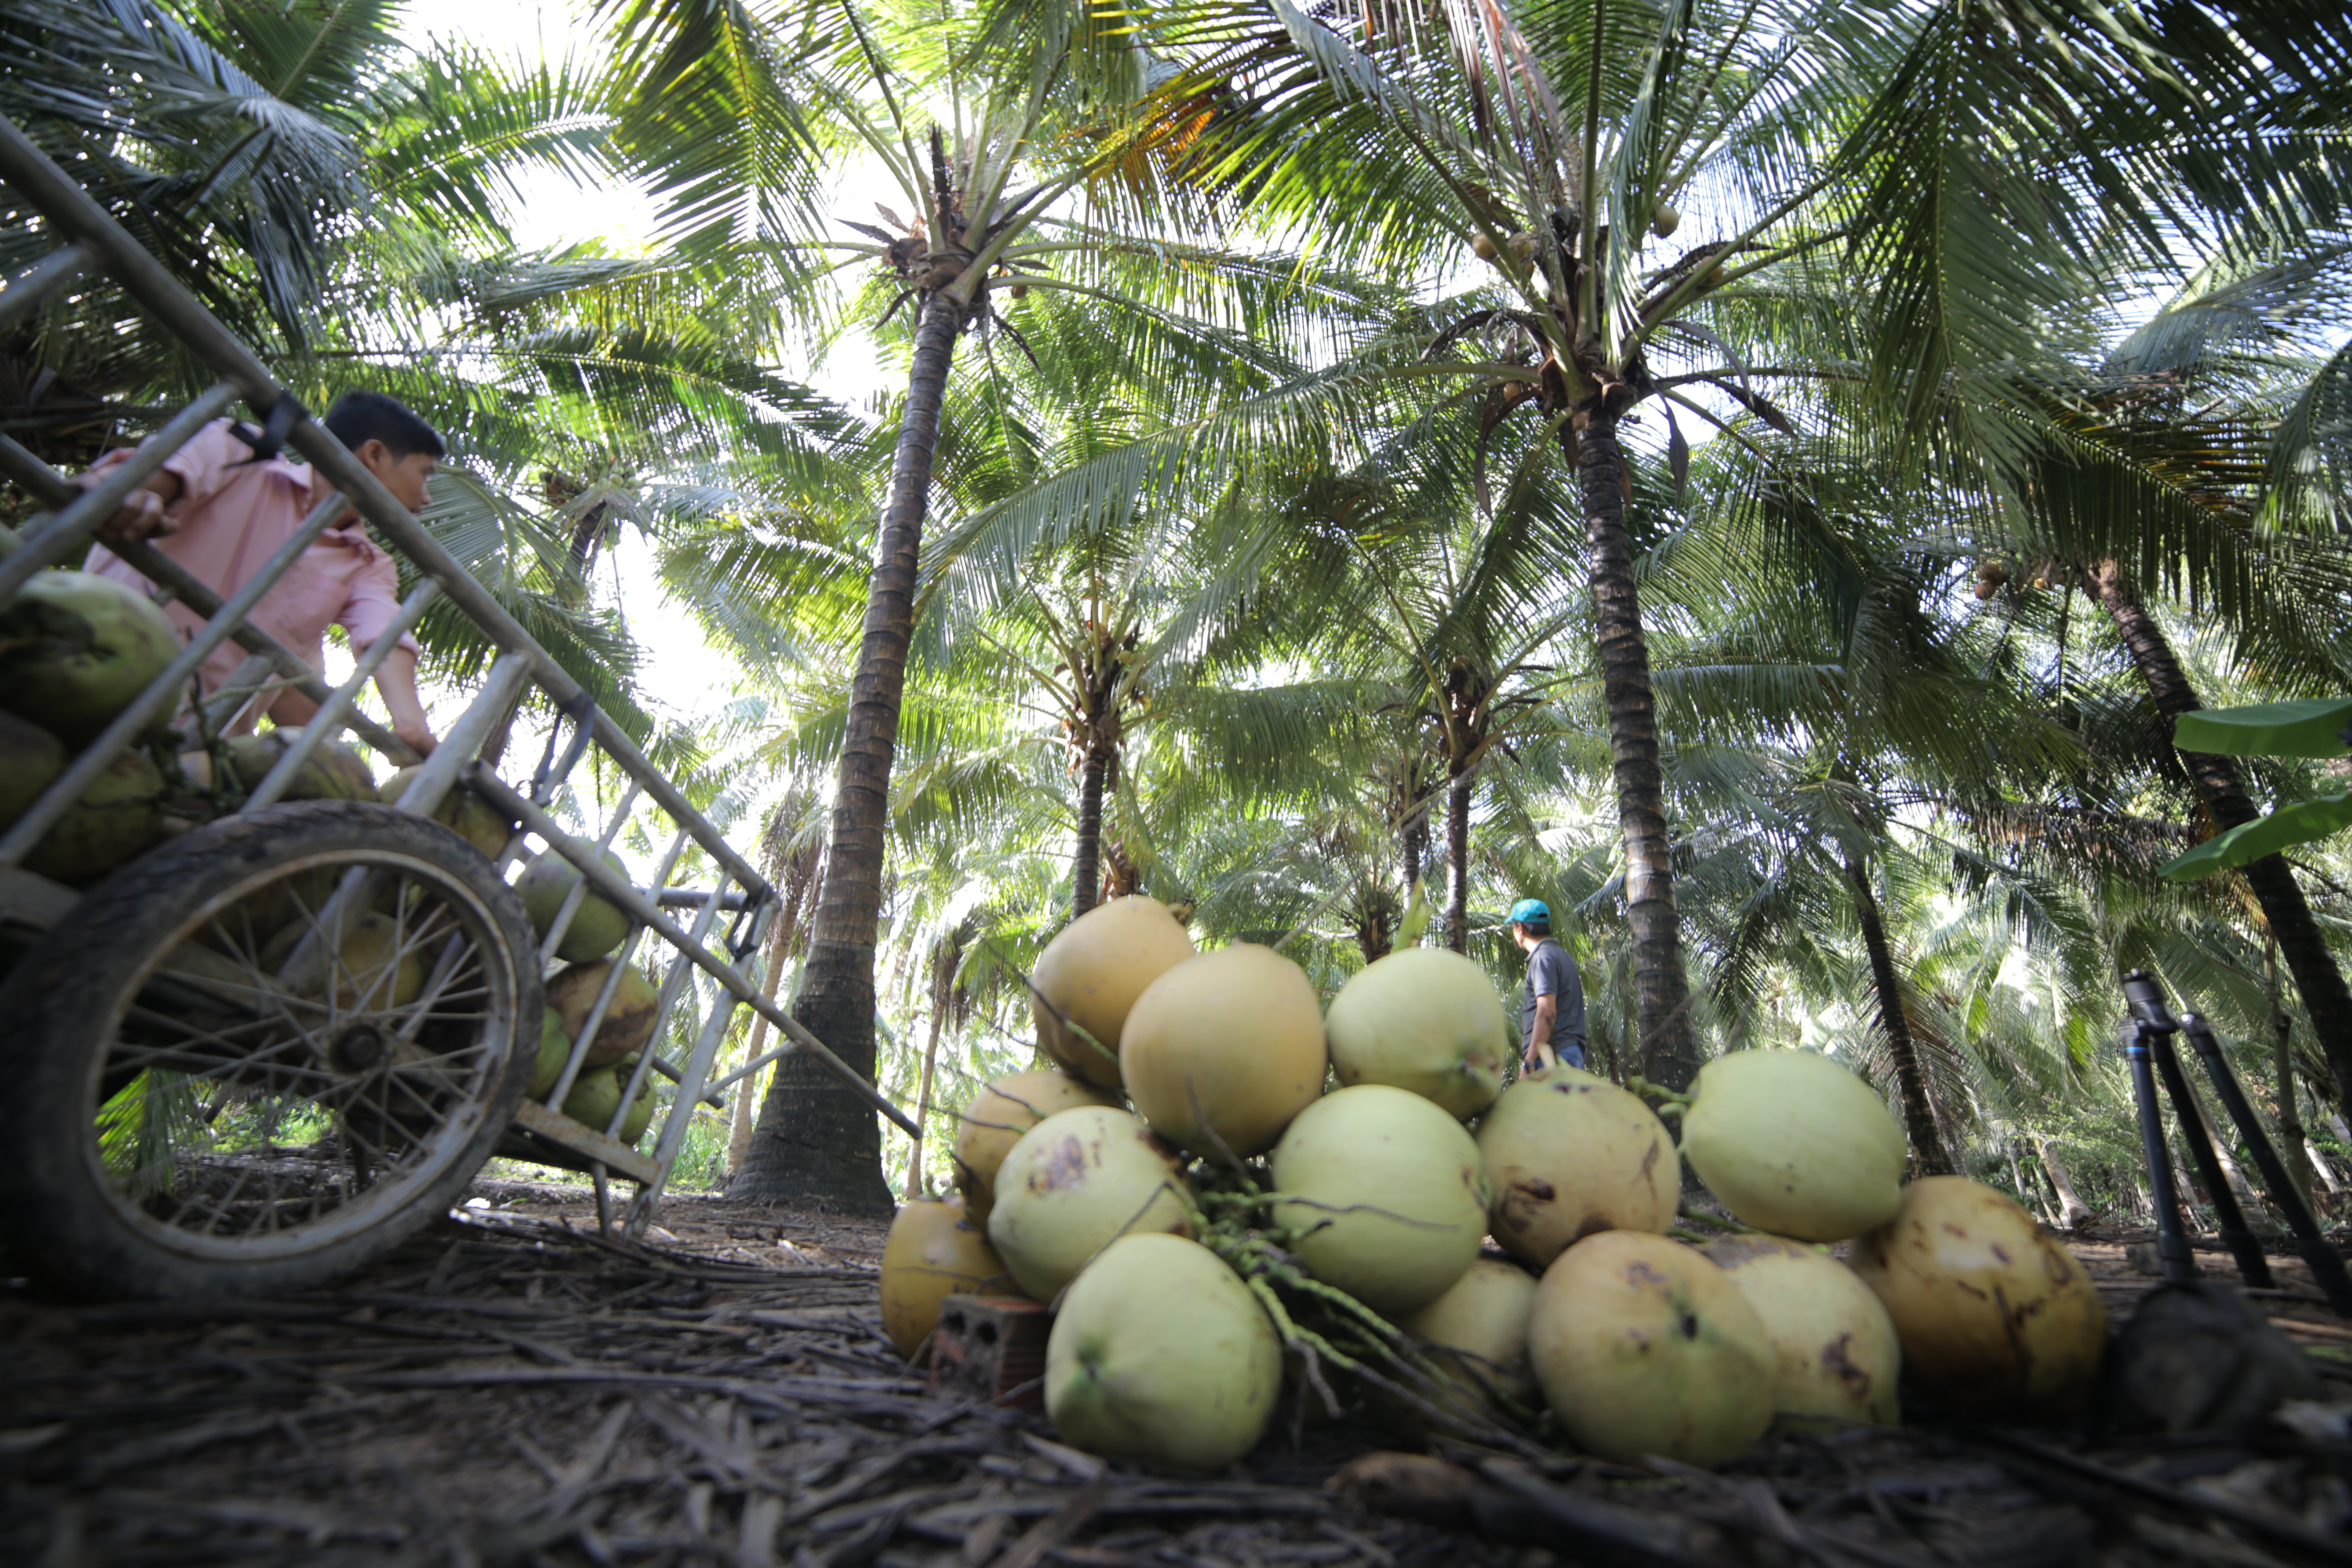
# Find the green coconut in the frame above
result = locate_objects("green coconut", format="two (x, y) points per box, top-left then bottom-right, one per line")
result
(0, 570), (182, 744)
(226, 728), (377, 802)
(545, 958), (661, 1067)
(1268, 1084), (1490, 1316)
(1120, 943), (1328, 1158)
(0, 711), (66, 833)
(1529, 1230), (1777, 1466)
(515, 848), (632, 962)
(1029, 895), (1198, 1090)
(1323, 946), (1511, 1118)
(261, 909), (426, 1011)
(952, 1070), (1122, 1223)
(21, 745), (168, 885)
(619, 1067), (657, 1145)
(561, 1066), (624, 1133)
(1705, 1236), (1901, 1428)
(1475, 1066), (1679, 1270)
(986, 1105), (1193, 1302)
(527, 1007), (573, 1098)
(380, 767), (512, 861)
(1682, 1050), (1907, 1242)
(1044, 1232), (1281, 1472)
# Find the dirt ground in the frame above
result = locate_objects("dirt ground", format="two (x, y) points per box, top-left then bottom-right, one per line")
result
(3, 1182), (2349, 1568)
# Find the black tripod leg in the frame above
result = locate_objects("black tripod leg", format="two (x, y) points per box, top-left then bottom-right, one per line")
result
(2124, 1022), (2199, 1286)
(2151, 1030), (2274, 1288)
(2181, 1016), (2352, 1317)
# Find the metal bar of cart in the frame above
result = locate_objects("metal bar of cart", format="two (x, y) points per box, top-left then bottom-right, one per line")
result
(469, 769), (920, 1136)
(626, 971), (746, 1238)
(242, 580), (441, 811)
(0, 239), (91, 337)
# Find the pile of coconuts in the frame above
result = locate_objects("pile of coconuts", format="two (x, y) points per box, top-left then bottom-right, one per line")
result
(881, 895), (2109, 1475)
(515, 843), (662, 1146)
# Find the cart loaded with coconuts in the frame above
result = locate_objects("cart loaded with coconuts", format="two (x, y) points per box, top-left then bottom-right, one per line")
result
(0, 118), (913, 1303)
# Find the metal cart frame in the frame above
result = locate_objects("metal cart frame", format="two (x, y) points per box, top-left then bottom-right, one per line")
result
(0, 115), (913, 1261)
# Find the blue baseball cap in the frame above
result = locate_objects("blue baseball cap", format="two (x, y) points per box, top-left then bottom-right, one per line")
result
(1508, 898), (1550, 925)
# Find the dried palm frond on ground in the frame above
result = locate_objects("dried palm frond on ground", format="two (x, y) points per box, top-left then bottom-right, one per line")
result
(3, 1184), (2348, 1568)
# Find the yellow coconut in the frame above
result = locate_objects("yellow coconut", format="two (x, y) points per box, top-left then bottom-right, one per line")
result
(1850, 1177), (2106, 1417)
(951, 1070), (1121, 1222)
(1323, 947), (1510, 1118)
(1529, 1230), (1776, 1465)
(1029, 895), (1197, 1090)
(1475, 1066), (1678, 1269)
(1269, 1084), (1489, 1316)
(545, 958), (661, 1067)
(986, 1105), (1192, 1302)
(1373, 1256), (1539, 1439)
(380, 767), (512, 861)
(1121, 943), (1327, 1158)
(1705, 1237), (1901, 1428)
(1045, 1232), (1281, 1473)
(880, 1195), (1017, 1359)
(261, 909), (426, 1011)
(1682, 1050), (1907, 1242)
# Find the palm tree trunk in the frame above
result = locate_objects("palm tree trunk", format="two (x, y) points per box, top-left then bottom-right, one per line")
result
(1072, 746), (1109, 920)
(726, 917), (793, 1179)
(2266, 939), (2316, 1213)
(1845, 855), (1954, 1175)
(1400, 793), (1429, 937)
(904, 989), (947, 1201)
(1573, 414), (1697, 1089)
(2089, 563), (2352, 1110)
(2039, 1138), (2093, 1228)
(1444, 771), (1472, 954)
(732, 291), (965, 1212)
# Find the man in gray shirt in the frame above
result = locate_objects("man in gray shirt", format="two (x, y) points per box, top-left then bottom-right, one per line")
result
(1508, 898), (1587, 1072)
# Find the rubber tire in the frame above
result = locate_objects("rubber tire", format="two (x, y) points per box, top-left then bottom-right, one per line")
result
(0, 801), (541, 1300)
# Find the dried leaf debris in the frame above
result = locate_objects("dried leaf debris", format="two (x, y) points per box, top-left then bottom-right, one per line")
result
(3, 1189), (2348, 1568)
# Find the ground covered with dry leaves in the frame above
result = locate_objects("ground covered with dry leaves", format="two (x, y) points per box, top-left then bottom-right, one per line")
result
(3, 1181), (2349, 1568)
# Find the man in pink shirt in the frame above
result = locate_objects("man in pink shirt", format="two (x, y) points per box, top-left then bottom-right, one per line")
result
(74, 391), (441, 755)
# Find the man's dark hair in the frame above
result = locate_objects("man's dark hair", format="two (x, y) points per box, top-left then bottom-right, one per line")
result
(322, 391), (445, 461)
(1518, 919), (1551, 938)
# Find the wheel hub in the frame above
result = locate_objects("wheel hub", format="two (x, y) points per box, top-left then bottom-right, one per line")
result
(332, 1024), (388, 1071)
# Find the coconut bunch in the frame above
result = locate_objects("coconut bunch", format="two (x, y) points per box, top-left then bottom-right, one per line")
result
(0, 572), (193, 882)
(880, 898), (2111, 1475)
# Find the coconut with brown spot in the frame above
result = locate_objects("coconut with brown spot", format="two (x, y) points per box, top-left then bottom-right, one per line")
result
(1474, 1066), (1678, 1269)
(986, 1105), (1192, 1302)
(951, 1069), (1121, 1223)
(1528, 1230), (1776, 1465)
(1850, 1176), (2106, 1417)
(1706, 1235), (1901, 1427)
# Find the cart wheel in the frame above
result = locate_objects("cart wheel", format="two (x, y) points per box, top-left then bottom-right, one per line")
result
(0, 801), (541, 1300)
